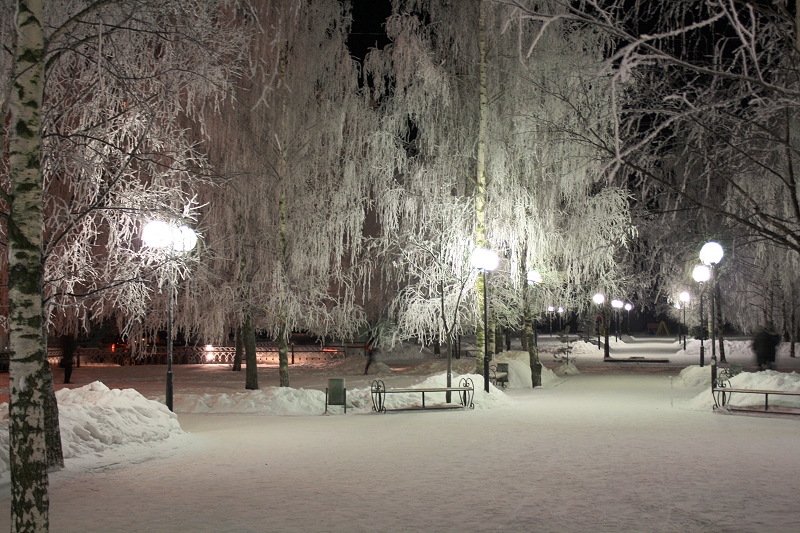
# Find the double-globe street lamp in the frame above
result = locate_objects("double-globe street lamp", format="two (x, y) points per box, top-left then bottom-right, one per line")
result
(471, 247), (499, 393)
(142, 220), (198, 411)
(699, 241), (724, 363)
(692, 264), (711, 367)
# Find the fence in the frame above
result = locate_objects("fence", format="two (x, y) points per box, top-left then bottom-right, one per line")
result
(46, 343), (347, 367)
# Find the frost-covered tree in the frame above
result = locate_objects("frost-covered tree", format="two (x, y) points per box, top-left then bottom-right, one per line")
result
(184, 0), (373, 388)
(500, 0), (800, 329)
(366, 0), (633, 382)
(1, 1), (248, 529)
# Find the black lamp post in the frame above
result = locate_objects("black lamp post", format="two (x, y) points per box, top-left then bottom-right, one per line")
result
(700, 241), (724, 362)
(624, 302), (633, 336)
(471, 247), (499, 393)
(693, 264), (710, 367)
(142, 221), (197, 412)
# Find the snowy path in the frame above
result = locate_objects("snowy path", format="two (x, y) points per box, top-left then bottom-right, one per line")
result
(2, 370), (799, 532)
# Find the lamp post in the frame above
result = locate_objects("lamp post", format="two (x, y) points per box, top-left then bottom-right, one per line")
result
(611, 299), (623, 341)
(593, 293), (609, 358)
(700, 241), (724, 362)
(547, 306), (555, 336)
(679, 291), (691, 350)
(692, 264), (710, 367)
(142, 220), (198, 412)
(471, 247), (499, 393)
(557, 307), (564, 332)
(624, 302), (633, 335)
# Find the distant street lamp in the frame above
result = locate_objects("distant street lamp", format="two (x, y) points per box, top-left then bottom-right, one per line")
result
(624, 302), (633, 335)
(471, 247), (499, 393)
(593, 293), (609, 358)
(679, 291), (691, 350)
(143, 220), (198, 411)
(611, 299), (623, 341)
(700, 241), (724, 362)
(557, 306), (564, 332)
(547, 305), (555, 336)
(692, 264), (711, 367)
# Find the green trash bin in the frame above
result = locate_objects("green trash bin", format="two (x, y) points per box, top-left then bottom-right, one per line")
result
(325, 378), (346, 413)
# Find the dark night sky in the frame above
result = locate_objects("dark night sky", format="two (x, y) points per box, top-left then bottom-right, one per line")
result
(347, 0), (392, 61)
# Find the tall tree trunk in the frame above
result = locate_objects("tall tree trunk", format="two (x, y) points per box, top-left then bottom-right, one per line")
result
(8, 1), (52, 529)
(244, 315), (258, 390)
(276, 39), (291, 389)
(524, 297), (542, 387)
(474, 0), (489, 375)
(233, 325), (243, 371)
(278, 324), (289, 387)
(494, 324), (502, 354)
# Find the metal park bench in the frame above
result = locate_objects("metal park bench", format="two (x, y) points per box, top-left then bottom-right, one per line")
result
(370, 378), (474, 413)
(712, 359), (800, 415)
(490, 363), (508, 388)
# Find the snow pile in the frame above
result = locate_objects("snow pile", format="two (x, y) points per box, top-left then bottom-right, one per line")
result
(688, 370), (800, 410)
(175, 372), (513, 415)
(378, 372), (513, 411)
(0, 381), (183, 476)
(554, 361), (580, 376)
(56, 382), (182, 458)
(492, 351), (563, 387)
(175, 386), (358, 415)
(678, 365), (711, 388)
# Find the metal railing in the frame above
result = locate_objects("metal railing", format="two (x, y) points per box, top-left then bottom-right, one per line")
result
(46, 343), (346, 367)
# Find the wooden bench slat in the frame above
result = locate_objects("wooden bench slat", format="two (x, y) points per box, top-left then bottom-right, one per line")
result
(713, 388), (800, 396)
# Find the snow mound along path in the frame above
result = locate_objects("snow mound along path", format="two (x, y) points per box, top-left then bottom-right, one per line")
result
(175, 372), (515, 415)
(0, 381), (183, 476)
(492, 350), (563, 387)
(688, 370), (800, 410)
(678, 365), (712, 389)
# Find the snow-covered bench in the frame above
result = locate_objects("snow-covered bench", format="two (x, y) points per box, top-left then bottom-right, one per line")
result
(712, 365), (800, 414)
(370, 378), (474, 413)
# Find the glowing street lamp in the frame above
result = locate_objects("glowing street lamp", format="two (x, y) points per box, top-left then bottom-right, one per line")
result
(700, 241), (724, 363)
(143, 220), (197, 411)
(471, 247), (499, 393)
(592, 293), (609, 358)
(611, 299), (624, 341)
(624, 302), (633, 335)
(692, 264), (711, 367)
(679, 291), (691, 350)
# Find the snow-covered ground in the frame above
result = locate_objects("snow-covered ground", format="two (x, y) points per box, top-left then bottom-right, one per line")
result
(1, 336), (800, 532)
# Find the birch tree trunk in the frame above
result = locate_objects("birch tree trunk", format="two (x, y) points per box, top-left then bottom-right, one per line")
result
(474, 0), (491, 375)
(244, 315), (258, 390)
(8, 1), (51, 530)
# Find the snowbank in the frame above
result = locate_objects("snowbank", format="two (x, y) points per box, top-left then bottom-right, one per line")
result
(492, 350), (563, 387)
(688, 370), (800, 410)
(0, 381), (183, 476)
(176, 372), (515, 414)
(678, 365), (712, 388)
